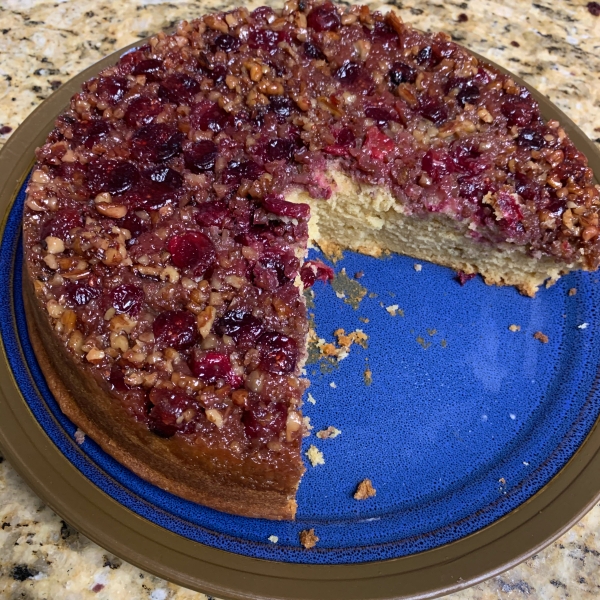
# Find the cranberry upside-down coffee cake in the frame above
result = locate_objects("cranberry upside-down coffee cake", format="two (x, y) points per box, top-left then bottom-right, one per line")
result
(23, 1), (600, 519)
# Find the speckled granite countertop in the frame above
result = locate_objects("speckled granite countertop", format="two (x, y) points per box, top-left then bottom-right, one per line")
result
(1, 0), (600, 598)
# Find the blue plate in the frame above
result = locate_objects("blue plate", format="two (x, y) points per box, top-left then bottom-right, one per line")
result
(3, 175), (600, 565)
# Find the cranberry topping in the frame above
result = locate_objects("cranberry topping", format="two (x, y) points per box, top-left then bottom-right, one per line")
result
(214, 309), (264, 347)
(110, 284), (144, 316)
(153, 310), (198, 350)
(195, 200), (228, 227)
(125, 96), (163, 128)
(72, 120), (109, 149)
(62, 281), (101, 306)
(249, 28), (281, 51)
(256, 331), (298, 374)
(365, 106), (398, 125)
(87, 159), (139, 195)
(95, 76), (128, 105)
(300, 260), (334, 288)
(118, 212), (148, 240)
(214, 33), (240, 52)
(501, 95), (538, 127)
(130, 123), (183, 163)
(418, 96), (449, 125)
(40, 209), (83, 241)
(456, 271), (476, 285)
(335, 61), (361, 85)
(191, 102), (230, 132)
(304, 41), (326, 60)
(263, 194), (310, 219)
(158, 73), (200, 104)
(222, 160), (264, 185)
(269, 96), (295, 121)
(148, 389), (202, 437)
(307, 2), (341, 32)
(389, 62), (417, 85)
(131, 58), (164, 80)
(517, 128), (546, 150)
(167, 231), (216, 274)
(265, 138), (295, 162)
(422, 149), (454, 181)
(190, 349), (234, 384)
(184, 140), (218, 173)
(243, 399), (287, 442)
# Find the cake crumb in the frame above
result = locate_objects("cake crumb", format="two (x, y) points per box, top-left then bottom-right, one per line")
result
(568, 288), (577, 296)
(331, 268), (367, 309)
(414, 263), (422, 271)
(307, 393), (316, 405)
(509, 324), (521, 332)
(359, 316), (369, 323)
(316, 426), (341, 440)
(386, 304), (399, 316)
(74, 429), (86, 445)
(306, 445), (325, 466)
(427, 328), (437, 336)
(441, 339), (447, 348)
(416, 336), (431, 349)
(302, 416), (313, 437)
(578, 323), (589, 330)
(364, 368), (373, 386)
(300, 528), (319, 549)
(533, 331), (549, 343)
(354, 479), (376, 500)
(354, 271), (364, 279)
(268, 535), (278, 544)
(499, 477), (506, 485)
(329, 381), (337, 388)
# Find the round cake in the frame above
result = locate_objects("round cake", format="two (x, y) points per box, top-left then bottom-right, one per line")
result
(23, 0), (600, 519)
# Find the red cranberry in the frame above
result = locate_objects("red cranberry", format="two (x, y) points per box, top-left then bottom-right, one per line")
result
(501, 96), (538, 127)
(62, 281), (101, 306)
(300, 260), (334, 288)
(167, 231), (216, 274)
(588, 1), (600, 15)
(517, 128), (546, 150)
(337, 127), (356, 146)
(109, 366), (130, 393)
(184, 140), (218, 173)
(515, 172), (544, 203)
(146, 165), (183, 188)
(389, 62), (417, 85)
(124, 180), (175, 210)
(303, 41), (326, 60)
(148, 389), (201, 437)
(256, 331), (298, 374)
(243, 399), (287, 443)
(153, 310), (198, 350)
(190, 349), (233, 383)
(118, 211), (148, 240)
(158, 73), (200, 104)
(451, 142), (486, 174)
(209, 64), (227, 85)
(269, 96), (295, 121)
(191, 102), (230, 133)
(307, 3), (341, 32)
(40, 208), (83, 241)
(365, 106), (398, 125)
(262, 194), (310, 219)
(248, 28), (281, 51)
(252, 6), (276, 22)
(87, 159), (140, 195)
(494, 190), (523, 227)
(130, 123), (182, 163)
(422, 149), (455, 181)
(195, 200), (228, 227)
(214, 33), (240, 52)
(363, 126), (396, 161)
(124, 96), (162, 128)
(131, 58), (164, 80)
(222, 160), (264, 185)
(458, 174), (492, 203)
(416, 45), (440, 67)
(456, 271), (476, 285)
(457, 84), (480, 107)
(214, 309), (264, 347)
(265, 138), (295, 162)
(72, 120), (110, 148)
(370, 21), (397, 44)
(418, 96), (449, 125)
(335, 61), (360, 85)
(110, 284), (144, 315)
(95, 76), (128, 105)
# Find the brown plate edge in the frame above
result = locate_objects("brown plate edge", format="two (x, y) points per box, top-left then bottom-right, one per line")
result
(0, 38), (599, 600)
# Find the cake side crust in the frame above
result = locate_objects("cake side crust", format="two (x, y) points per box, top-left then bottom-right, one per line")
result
(23, 268), (299, 520)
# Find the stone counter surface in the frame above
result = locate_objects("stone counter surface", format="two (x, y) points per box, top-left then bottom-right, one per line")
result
(0, 0), (599, 598)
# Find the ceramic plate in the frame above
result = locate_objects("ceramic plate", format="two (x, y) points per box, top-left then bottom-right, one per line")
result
(0, 43), (600, 600)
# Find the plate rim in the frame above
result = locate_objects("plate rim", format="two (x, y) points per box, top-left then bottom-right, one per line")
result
(1, 37), (600, 600)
